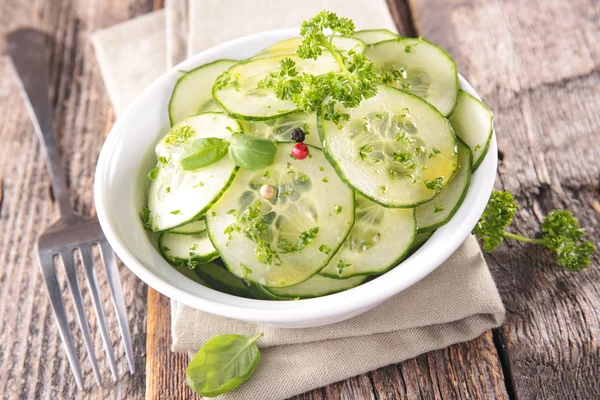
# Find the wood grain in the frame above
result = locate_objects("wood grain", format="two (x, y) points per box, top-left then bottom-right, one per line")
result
(0, 0), (154, 399)
(408, 0), (600, 398)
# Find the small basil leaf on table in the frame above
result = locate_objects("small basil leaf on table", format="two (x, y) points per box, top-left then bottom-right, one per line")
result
(186, 333), (264, 397)
(180, 137), (230, 170)
(228, 133), (278, 170)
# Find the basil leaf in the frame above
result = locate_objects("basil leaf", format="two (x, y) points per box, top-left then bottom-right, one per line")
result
(180, 138), (230, 170)
(186, 333), (263, 397)
(228, 133), (277, 171)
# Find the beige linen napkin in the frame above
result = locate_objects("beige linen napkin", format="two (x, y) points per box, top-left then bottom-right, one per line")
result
(92, 1), (505, 399)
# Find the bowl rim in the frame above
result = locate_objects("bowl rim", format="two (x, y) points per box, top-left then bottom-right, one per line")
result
(94, 27), (497, 324)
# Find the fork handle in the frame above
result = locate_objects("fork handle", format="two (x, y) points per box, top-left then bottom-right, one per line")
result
(7, 28), (73, 219)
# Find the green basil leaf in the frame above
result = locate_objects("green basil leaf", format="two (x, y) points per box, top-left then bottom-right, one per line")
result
(228, 133), (277, 171)
(186, 333), (263, 397)
(180, 138), (230, 171)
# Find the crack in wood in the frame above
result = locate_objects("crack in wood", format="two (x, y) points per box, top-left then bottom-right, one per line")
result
(492, 329), (517, 400)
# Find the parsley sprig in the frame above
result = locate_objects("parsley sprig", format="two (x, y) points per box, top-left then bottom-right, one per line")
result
(473, 190), (595, 271)
(258, 11), (378, 121)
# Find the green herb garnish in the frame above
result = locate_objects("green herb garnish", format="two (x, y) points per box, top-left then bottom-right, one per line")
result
(180, 137), (230, 170)
(186, 333), (263, 397)
(228, 133), (278, 171)
(319, 244), (332, 254)
(336, 259), (352, 276)
(257, 11), (378, 117)
(140, 207), (152, 230)
(425, 177), (443, 193)
(164, 125), (195, 146)
(473, 190), (595, 271)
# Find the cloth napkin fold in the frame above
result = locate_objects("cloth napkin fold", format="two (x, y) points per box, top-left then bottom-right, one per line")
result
(92, 1), (505, 399)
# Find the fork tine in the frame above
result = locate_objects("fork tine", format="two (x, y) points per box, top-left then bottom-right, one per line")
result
(98, 240), (135, 374)
(60, 250), (103, 386)
(38, 251), (85, 390)
(78, 245), (119, 381)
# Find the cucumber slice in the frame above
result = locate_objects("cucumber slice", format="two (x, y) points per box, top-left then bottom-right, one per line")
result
(168, 60), (236, 125)
(319, 84), (458, 208)
(265, 274), (367, 299)
(240, 112), (321, 148)
(367, 38), (458, 116)
(406, 230), (434, 257)
(196, 262), (258, 298)
(206, 143), (355, 287)
(159, 231), (219, 265)
(213, 54), (339, 120)
(415, 139), (472, 232)
(170, 264), (208, 286)
(320, 193), (415, 278)
(167, 219), (207, 234)
(449, 90), (494, 171)
(255, 36), (365, 58)
(147, 113), (239, 231)
(413, 231), (434, 248)
(353, 29), (399, 45)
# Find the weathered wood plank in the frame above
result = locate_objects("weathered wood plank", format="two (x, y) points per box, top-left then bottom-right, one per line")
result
(0, 0), (154, 399)
(146, 288), (195, 400)
(409, 0), (600, 398)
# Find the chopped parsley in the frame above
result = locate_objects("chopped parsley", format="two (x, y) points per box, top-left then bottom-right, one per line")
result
(319, 244), (332, 254)
(359, 142), (373, 161)
(334, 205), (342, 214)
(336, 260), (352, 276)
(433, 206), (444, 213)
(170, 210), (181, 215)
(164, 125), (194, 146)
(425, 177), (444, 193)
(140, 207), (153, 230)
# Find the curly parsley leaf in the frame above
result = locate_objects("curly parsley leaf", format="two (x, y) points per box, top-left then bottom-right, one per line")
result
(258, 11), (378, 116)
(473, 190), (595, 271)
(541, 210), (596, 271)
(473, 190), (518, 252)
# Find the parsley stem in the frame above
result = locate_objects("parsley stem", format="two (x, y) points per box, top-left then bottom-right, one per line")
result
(503, 231), (544, 244)
(320, 37), (361, 96)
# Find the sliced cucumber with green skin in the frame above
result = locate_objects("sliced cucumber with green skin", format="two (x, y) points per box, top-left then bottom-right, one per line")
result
(320, 193), (415, 278)
(240, 112), (321, 148)
(265, 274), (368, 299)
(170, 264), (209, 286)
(255, 36), (366, 58)
(213, 54), (339, 120)
(416, 139), (472, 232)
(147, 113), (239, 231)
(159, 231), (219, 265)
(353, 29), (399, 45)
(195, 262), (260, 299)
(168, 60), (236, 126)
(406, 230), (434, 256)
(167, 219), (207, 234)
(449, 90), (494, 171)
(206, 143), (355, 288)
(367, 38), (458, 116)
(318, 84), (458, 208)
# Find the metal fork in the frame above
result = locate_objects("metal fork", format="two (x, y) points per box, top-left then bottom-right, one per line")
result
(6, 28), (135, 389)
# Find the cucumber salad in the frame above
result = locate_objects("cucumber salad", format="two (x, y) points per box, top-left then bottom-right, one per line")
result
(140, 11), (494, 300)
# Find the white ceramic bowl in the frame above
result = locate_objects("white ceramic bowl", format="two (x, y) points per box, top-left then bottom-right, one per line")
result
(95, 28), (497, 328)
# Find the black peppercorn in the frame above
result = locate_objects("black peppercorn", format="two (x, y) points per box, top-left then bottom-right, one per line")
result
(290, 127), (305, 143)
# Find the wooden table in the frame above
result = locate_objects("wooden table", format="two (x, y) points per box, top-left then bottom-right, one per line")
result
(0, 0), (598, 398)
